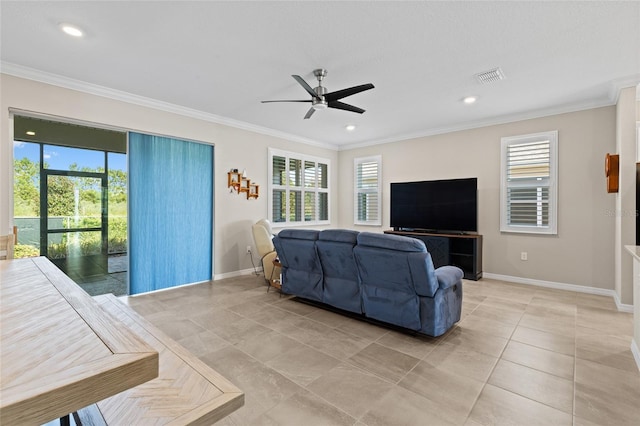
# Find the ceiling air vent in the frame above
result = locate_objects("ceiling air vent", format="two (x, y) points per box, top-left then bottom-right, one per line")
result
(475, 67), (505, 84)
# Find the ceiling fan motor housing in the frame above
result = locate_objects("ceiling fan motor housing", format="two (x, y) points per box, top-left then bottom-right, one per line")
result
(312, 85), (328, 110)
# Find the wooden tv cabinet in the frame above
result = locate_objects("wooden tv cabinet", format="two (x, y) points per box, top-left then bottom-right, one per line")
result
(384, 230), (483, 280)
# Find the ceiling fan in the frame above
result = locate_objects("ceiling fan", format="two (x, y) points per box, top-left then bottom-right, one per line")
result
(262, 69), (374, 119)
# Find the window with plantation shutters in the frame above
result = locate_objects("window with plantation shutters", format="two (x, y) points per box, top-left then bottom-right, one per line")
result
(268, 148), (329, 226)
(500, 131), (558, 234)
(354, 155), (382, 226)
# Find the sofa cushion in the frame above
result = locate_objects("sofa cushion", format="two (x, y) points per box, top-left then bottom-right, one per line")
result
(278, 229), (320, 241)
(273, 229), (322, 302)
(319, 229), (359, 244)
(317, 229), (362, 313)
(357, 232), (426, 252)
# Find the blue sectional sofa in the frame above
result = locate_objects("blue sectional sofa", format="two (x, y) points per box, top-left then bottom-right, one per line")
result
(273, 229), (463, 337)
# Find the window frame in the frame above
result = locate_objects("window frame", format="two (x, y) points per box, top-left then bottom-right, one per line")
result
(500, 130), (558, 235)
(354, 155), (382, 226)
(268, 148), (330, 227)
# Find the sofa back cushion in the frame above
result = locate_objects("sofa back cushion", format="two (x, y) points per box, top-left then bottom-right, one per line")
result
(316, 229), (362, 313)
(273, 229), (323, 302)
(354, 232), (440, 330)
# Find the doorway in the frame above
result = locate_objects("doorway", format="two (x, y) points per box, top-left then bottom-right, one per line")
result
(13, 115), (128, 295)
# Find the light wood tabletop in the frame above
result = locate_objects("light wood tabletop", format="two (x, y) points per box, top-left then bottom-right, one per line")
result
(0, 257), (159, 425)
(93, 294), (244, 425)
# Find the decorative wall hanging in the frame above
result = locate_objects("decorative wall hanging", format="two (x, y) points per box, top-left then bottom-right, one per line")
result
(228, 169), (259, 199)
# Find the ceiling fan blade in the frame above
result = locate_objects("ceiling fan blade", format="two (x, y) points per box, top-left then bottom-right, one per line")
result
(261, 100), (311, 103)
(328, 101), (365, 114)
(292, 75), (318, 98)
(325, 83), (374, 102)
(304, 107), (316, 119)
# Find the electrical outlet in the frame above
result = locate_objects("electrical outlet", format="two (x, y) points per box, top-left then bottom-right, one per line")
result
(520, 252), (528, 261)
(246, 245), (252, 254)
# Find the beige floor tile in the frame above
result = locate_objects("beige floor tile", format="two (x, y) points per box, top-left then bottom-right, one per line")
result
(468, 384), (572, 426)
(398, 360), (484, 417)
(576, 305), (634, 336)
(518, 311), (576, 338)
(478, 295), (529, 313)
(458, 313), (518, 338)
(502, 340), (574, 379)
(303, 327), (371, 360)
(511, 325), (575, 356)
(131, 272), (636, 425)
(201, 345), (302, 411)
(188, 307), (244, 329)
(305, 308), (352, 328)
(225, 297), (270, 316)
(348, 342), (420, 383)
(123, 298), (170, 316)
(575, 327), (638, 373)
(234, 329), (304, 363)
(361, 385), (467, 426)
(488, 359), (573, 414)
(572, 415), (610, 426)
(461, 301), (479, 320)
(574, 358), (640, 426)
(207, 317), (272, 346)
(273, 297), (319, 315)
(336, 317), (390, 341)
(442, 326), (509, 358)
(375, 329), (440, 359)
(265, 344), (341, 386)
(575, 292), (618, 311)
(464, 303), (524, 325)
(176, 329), (229, 357)
(145, 316), (206, 341)
(261, 388), (355, 426)
(242, 304), (304, 332)
(306, 362), (394, 419)
(424, 341), (499, 383)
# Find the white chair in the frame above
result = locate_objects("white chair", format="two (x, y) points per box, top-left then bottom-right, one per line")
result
(251, 219), (280, 285)
(0, 234), (15, 260)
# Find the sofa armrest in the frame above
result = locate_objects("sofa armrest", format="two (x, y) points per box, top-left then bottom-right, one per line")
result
(435, 266), (463, 290)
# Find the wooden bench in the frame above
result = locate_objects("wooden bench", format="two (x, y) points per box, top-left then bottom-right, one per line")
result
(82, 294), (244, 425)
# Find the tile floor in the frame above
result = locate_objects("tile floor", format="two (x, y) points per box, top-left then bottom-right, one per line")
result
(119, 275), (640, 426)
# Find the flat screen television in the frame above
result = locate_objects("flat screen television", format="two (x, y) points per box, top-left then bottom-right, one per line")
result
(390, 177), (477, 234)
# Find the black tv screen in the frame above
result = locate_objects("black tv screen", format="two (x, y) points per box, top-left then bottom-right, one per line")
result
(390, 178), (477, 233)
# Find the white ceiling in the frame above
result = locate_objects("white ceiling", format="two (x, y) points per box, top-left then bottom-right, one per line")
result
(1, 1), (639, 149)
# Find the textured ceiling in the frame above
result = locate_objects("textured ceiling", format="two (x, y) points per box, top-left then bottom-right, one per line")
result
(1, 1), (639, 149)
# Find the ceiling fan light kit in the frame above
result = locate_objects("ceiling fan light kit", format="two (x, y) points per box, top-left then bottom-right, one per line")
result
(262, 68), (374, 119)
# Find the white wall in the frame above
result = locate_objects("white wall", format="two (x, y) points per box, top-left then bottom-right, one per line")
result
(615, 87), (638, 305)
(337, 107), (618, 291)
(0, 74), (338, 276)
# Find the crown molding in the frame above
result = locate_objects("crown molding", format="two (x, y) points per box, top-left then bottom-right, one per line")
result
(3, 62), (635, 153)
(0, 62), (338, 151)
(608, 74), (640, 104)
(340, 97), (619, 151)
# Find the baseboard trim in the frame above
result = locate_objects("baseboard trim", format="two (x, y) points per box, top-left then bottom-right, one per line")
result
(631, 339), (640, 372)
(214, 267), (262, 281)
(482, 272), (634, 313)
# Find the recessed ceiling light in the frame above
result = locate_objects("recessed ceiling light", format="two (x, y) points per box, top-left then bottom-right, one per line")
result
(60, 24), (84, 37)
(25, 131), (36, 136)
(463, 96), (478, 104)
(345, 124), (356, 132)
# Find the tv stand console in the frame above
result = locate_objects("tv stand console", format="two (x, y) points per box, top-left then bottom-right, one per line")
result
(384, 230), (482, 280)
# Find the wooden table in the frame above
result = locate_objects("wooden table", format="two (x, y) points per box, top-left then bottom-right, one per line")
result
(92, 294), (244, 425)
(0, 257), (159, 425)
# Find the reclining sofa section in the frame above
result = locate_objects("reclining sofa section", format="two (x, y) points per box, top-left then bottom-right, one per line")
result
(273, 229), (463, 337)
